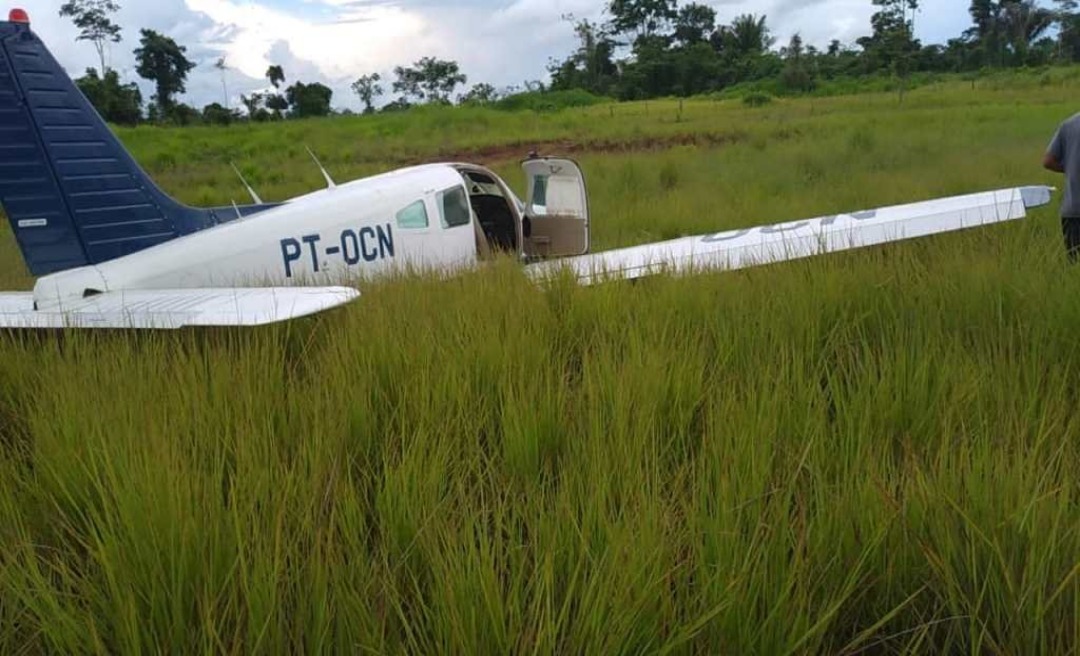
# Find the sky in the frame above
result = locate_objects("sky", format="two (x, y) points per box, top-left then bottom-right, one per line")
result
(25, 0), (975, 111)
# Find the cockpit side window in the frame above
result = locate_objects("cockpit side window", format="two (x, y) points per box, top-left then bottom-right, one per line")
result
(396, 200), (429, 229)
(465, 171), (505, 197)
(437, 186), (471, 228)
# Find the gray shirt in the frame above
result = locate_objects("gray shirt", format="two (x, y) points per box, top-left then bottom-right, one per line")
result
(1048, 113), (1080, 217)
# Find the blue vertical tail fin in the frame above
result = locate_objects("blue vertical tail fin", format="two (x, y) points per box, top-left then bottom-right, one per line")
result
(0, 12), (276, 276)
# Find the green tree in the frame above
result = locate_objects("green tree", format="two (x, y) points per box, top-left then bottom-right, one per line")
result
(968, 0), (1002, 65)
(670, 41), (721, 96)
(607, 0), (677, 42)
(266, 65), (285, 89)
(380, 97), (413, 113)
(75, 67), (141, 124)
(350, 73), (383, 114)
(201, 102), (237, 125)
(665, 4), (721, 97)
(673, 3), (716, 45)
(263, 65), (287, 118)
(285, 81), (333, 118)
(265, 94), (289, 119)
(1002, 0), (1054, 64)
(819, 39), (861, 78)
(168, 103), (199, 126)
(1055, 0), (1080, 61)
(857, 0), (920, 75)
(619, 35), (678, 99)
(133, 29), (195, 116)
(967, 0), (1053, 66)
(549, 19), (618, 95)
(458, 82), (499, 106)
(780, 33), (816, 93)
(712, 14), (775, 86)
(240, 92), (271, 121)
(58, 0), (122, 76)
(719, 14), (773, 58)
(392, 57), (467, 104)
(213, 56), (229, 108)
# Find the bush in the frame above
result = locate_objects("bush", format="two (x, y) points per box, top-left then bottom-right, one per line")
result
(494, 89), (610, 112)
(75, 68), (143, 125)
(201, 103), (238, 126)
(743, 92), (774, 107)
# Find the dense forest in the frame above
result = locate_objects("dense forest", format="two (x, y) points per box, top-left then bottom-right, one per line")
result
(547, 0), (1076, 99)
(56, 0), (1080, 125)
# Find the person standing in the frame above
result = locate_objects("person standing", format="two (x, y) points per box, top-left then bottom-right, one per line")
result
(1044, 113), (1080, 261)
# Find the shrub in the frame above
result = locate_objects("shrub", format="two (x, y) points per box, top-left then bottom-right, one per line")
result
(494, 89), (610, 112)
(743, 92), (774, 107)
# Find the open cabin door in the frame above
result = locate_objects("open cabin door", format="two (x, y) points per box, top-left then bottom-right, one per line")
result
(522, 158), (590, 258)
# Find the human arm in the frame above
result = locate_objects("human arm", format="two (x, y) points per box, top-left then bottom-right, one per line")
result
(1046, 127), (1066, 172)
(1044, 152), (1065, 173)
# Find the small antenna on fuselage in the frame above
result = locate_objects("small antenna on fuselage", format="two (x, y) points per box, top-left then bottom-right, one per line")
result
(305, 146), (337, 190)
(231, 199), (242, 220)
(230, 162), (264, 204)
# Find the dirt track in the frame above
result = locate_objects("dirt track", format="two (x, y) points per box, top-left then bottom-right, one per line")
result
(405, 130), (750, 165)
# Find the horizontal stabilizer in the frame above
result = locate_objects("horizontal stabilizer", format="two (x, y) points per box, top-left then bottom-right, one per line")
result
(0, 287), (359, 329)
(526, 186), (1054, 284)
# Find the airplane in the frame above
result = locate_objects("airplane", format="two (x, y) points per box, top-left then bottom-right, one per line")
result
(0, 8), (1055, 329)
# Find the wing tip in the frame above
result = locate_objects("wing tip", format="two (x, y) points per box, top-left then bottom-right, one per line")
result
(1020, 186), (1054, 209)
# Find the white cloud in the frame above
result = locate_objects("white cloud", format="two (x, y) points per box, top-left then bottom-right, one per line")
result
(765, 0), (875, 45)
(184, 0), (434, 80)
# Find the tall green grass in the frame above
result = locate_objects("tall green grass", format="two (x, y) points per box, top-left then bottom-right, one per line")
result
(0, 75), (1077, 653)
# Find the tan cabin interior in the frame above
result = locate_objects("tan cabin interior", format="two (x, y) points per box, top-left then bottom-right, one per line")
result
(524, 217), (586, 258)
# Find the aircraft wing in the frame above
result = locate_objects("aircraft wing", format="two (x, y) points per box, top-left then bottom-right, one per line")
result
(526, 186), (1054, 285)
(0, 287), (359, 329)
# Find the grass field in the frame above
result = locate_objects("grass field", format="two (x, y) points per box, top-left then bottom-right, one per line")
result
(0, 76), (1078, 653)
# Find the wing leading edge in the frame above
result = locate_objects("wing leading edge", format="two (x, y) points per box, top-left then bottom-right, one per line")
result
(526, 186), (1055, 285)
(0, 287), (359, 329)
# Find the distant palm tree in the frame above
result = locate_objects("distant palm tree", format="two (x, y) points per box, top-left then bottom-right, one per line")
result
(1002, 0), (1053, 62)
(266, 65), (285, 89)
(969, 0), (1053, 66)
(214, 56), (229, 109)
(725, 14), (773, 57)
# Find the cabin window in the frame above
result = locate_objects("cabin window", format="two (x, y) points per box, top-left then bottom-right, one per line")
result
(531, 175), (549, 213)
(438, 186), (471, 228)
(396, 200), (429, 229)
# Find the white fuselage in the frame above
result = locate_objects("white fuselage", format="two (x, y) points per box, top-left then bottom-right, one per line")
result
(33, 164), (498, 307)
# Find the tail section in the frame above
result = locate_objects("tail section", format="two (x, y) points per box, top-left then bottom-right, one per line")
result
(0, 12), (276, 276)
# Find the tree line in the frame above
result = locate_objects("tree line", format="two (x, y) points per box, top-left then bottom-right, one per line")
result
(58, 0), (1079, 126)
(548, 0), (1074, 99)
